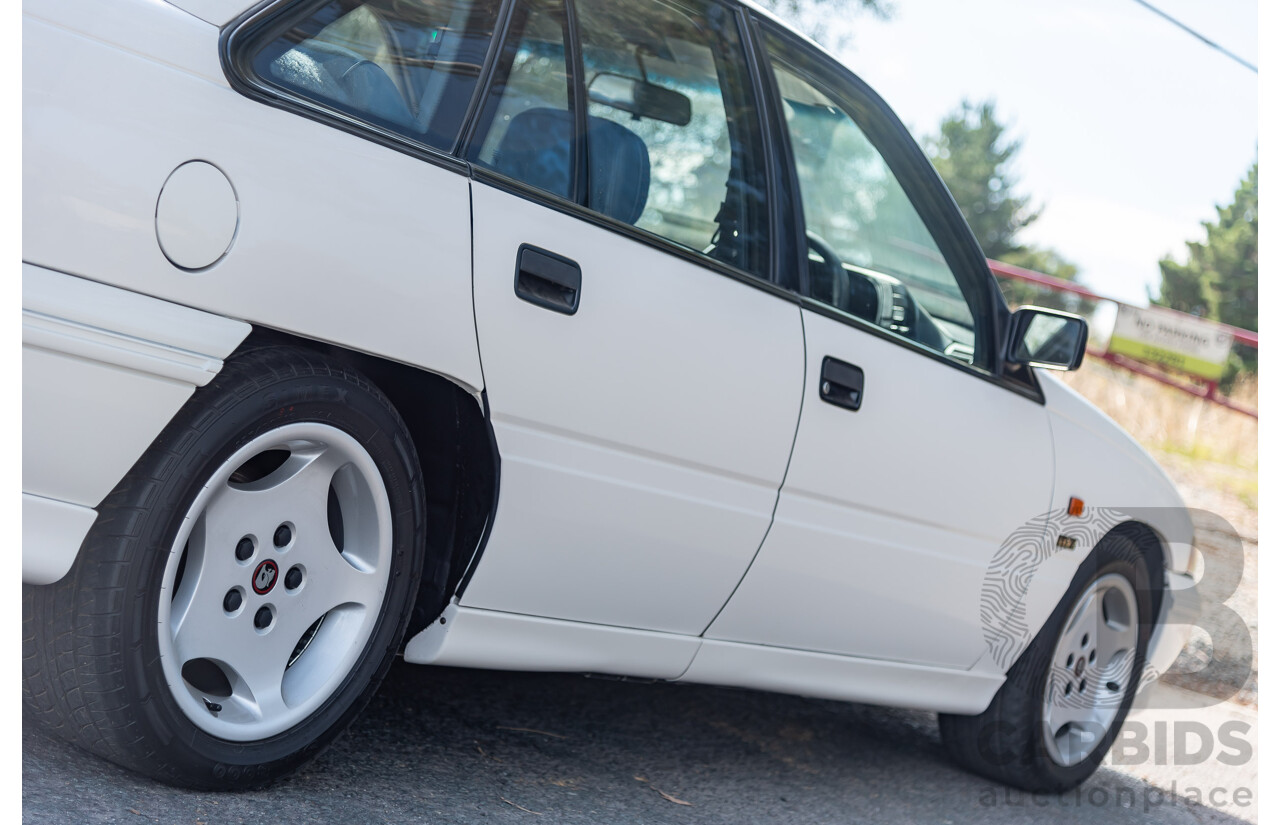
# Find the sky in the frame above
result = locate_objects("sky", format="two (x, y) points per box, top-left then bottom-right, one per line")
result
(823, 0), (1258, 307)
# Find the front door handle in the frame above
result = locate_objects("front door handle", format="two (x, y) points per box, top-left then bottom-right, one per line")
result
(820, 356), (864, 411)
(515, 244), (581, 315)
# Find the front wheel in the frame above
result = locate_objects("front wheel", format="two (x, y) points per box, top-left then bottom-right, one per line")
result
(23, 346), (426, 789)
(939, 533), (1154, 792)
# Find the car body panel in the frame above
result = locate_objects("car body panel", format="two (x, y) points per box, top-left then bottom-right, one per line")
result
(23, 3), (484, 394)
(460, 181), (806, 634)
(21, 263), (253, 583)
(22, 495), (101, 586)
(678, 637), (1004, 714)
(1040, 371), (1195, 574)
(164, 0), (251, 27)
(705, 308), (1056, 669)
(405, 603), (702, 680)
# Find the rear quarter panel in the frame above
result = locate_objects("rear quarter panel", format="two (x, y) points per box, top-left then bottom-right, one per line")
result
(23, 0), (482, 391)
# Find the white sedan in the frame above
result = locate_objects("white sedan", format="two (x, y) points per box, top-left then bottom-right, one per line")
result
(22, 0), (1197, 793)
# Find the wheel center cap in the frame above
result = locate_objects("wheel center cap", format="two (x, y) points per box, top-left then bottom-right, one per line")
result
(252, 559), (279, 595)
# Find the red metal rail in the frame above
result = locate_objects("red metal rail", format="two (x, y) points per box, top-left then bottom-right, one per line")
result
(987, 259), (1257, 418)
(987, 259), (1259, 348)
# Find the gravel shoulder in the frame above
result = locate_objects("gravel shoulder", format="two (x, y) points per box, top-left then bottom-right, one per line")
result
(1155, 452), (1258, 708)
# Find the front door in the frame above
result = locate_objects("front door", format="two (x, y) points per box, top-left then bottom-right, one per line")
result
(706, 26), (1055, 668)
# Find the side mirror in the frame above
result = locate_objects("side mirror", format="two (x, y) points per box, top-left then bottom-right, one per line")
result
(1007, 307), (1088, 371)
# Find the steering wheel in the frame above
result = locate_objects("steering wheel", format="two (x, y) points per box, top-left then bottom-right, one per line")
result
(805, 231), (849, 311)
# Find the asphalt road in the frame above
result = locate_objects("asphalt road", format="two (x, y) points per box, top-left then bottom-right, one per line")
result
(23, 662), (1252, 825)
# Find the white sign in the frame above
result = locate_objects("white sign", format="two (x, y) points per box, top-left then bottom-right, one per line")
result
(1108, 305), (1234, 381)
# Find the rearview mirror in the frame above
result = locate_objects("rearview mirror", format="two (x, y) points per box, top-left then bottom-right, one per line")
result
(1007, 307), (1088, 370)
(587, 73), (692, 126)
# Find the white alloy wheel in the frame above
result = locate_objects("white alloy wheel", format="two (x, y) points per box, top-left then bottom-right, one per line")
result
(158, 422), (394, 741)
(1040, 572), (1139, 766)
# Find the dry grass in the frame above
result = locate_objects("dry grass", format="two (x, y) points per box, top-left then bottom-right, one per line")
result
(1062, 357), (1258, 472)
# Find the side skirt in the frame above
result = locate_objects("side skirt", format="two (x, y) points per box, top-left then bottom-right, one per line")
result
(404, 605), (1005, 714)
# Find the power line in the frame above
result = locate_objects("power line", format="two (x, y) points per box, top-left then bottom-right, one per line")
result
(1127, 0), (1258, 74)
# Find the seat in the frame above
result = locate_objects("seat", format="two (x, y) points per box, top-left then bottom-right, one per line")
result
(272, 40), (415, 130)
(492, 107), (651, 224)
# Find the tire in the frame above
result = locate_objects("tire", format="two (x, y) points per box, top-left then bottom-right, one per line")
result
(938, 532), (1154, 792)
(22, 346), (426, 789)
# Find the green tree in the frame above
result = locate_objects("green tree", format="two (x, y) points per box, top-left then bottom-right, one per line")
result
(1153, 162), (1257, 331)
(1152, 161), (1257, 385)
(925, 100), (1088, 313)
(925, 100), (1036, 259)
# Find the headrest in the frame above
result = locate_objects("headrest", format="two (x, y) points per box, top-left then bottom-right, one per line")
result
(493, 108), (651, 225)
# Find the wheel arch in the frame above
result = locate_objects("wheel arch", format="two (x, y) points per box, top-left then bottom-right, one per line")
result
(1093, 519), (1167, 630)
(234, 327), (498, 638)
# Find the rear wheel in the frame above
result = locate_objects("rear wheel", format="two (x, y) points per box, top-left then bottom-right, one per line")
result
(22, 346), (426, 789)
(939, 534), (1153, 792)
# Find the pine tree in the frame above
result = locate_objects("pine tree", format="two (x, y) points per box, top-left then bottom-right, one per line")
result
(1154, 162), (1257, 332)
(925, 100), (1087, 313)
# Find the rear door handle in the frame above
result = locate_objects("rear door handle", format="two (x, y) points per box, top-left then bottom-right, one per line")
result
(514, 244), (581, 315)
(820, 356), (864, 411)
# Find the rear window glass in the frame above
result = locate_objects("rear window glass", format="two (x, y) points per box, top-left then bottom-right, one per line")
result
(244, 0), (499, 151)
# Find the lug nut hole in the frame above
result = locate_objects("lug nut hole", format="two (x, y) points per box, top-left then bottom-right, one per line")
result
(285, 565), (304, 591)
(235, 536), (255, 562)
(254, 605), (274, 631)
(223, 588), (244, 614)
(274, 523), (293, 549)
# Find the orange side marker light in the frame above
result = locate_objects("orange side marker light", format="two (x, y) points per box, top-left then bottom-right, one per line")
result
(1067, 497), (1084, 517)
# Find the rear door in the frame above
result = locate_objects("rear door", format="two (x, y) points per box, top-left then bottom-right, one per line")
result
(459, 0), (805, 635)
(706, 24), (1055, 669)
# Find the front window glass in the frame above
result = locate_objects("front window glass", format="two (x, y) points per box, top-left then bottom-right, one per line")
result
(767, 34), (979, 364)
(248, 0), (499, 150)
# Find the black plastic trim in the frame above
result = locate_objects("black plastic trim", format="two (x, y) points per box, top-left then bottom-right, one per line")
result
(737, 6), (794, 291)
(450, 0), (519, 156)
(562, 0), (590, 205)
(743, 12), (809, 297)
(514, 243), (582, 314)
(819, 356), (865, 411)
(454, 390), (502, 597)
